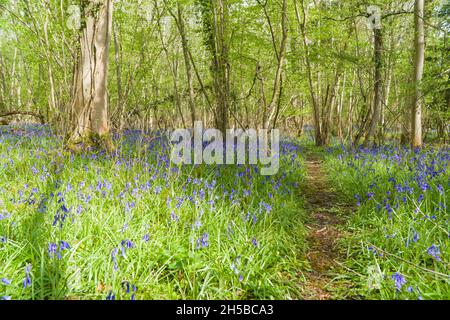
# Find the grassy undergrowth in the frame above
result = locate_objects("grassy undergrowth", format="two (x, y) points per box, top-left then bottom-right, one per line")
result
(325, 145), (449, 299)
(0, 125), (307, 300)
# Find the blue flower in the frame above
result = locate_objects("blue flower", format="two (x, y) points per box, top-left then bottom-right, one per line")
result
(106, 291), (115, 300)
(1, 278), (11, 285)
(194, 220), (202, 230)
(0, 211), (10, 220)
(111, 248), (119, 271)
(412, 231), (419, 243)
(121, 223), (129, 233)
(22, 264), (32, 289)
(385, 203), (392, 214)
(391, 272), (406, 291)
(354, 194), (361, 206)
(170, 211), (180, 222)
(60, 241), (70, 251)
(427, 244), (441, 261)
(121, 239), (135, 249)
(1, 296), (11, 300)
(48, 243), (58, 258)
(196, 233), (209, 249)
(260, 201), (272, 213)
(418, 194), (424, 202)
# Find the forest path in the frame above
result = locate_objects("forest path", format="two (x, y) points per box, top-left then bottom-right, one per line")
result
(300, 148), (353, 299)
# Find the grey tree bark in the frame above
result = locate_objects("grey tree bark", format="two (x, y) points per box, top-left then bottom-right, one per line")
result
(411, 0), (425, 148)
(68, 0), (114, 152)
(365, 28), (383, 146)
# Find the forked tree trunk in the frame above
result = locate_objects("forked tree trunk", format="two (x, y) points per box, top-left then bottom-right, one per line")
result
(68, 0), (113, 152)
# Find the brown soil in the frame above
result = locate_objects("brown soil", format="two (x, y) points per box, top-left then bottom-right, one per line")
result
(301, 152), (350, 300)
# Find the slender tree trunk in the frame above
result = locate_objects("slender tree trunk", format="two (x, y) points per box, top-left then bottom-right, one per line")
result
(0, 52), (7, 112)
(155, 1), (186, 128)
(380, 68), (392, 143)
(365, 28), (383, 146)
(337, 74), (346, 141)
(10, 48), (17, 109)
(113, 23), (125, 131)
(295, 0), (322, 145)
(346, 78), (355, 142)
(174, 3), (197, 126)
(322, 71), (340, 144)
(264, 0), (288, 131)
(411, 0), (425, 148)
(43, 9), (57, 123)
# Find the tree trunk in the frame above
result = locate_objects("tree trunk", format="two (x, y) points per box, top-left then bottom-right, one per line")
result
(365, 28), (383, 146)
(264, 0), (288, 131)
(212, 0), (230, 134)
(174, 3), (197, 126)
(68, 0), (114, 152)
(113, 23), (125, 131)
(295, 0), (322, 146)
(380, 68), (392, 143)
(0, 52), (7, 112)
(43, 8), (57, 124)
(411, 0), (425, 148)
(346, 74), (356, 141)
(10, 48), (17, 110)
(337, 74), (346, 142)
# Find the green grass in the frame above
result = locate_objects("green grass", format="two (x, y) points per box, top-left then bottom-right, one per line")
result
(3, 126), (447, 300)
(0, 125), (307, 300)
(324, 145), (450, 300)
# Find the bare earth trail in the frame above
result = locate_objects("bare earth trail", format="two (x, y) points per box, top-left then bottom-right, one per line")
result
(300, 148), (355, 300)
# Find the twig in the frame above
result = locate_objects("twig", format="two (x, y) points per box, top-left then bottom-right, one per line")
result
(366, 242), (449, 279)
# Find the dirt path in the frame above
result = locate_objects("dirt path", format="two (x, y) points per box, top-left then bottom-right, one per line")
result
(301, 150), (350, 299)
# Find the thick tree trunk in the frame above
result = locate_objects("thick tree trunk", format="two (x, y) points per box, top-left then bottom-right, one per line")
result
(68, 0), (114, 152)
(411, 0), (425, 148)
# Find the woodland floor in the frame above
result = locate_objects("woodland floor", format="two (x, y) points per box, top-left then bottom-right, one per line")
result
(301, 148), (355, 300)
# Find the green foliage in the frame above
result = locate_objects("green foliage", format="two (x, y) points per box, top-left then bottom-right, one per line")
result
(325, 145), (450, 299)
(0, 126), (307, 299)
